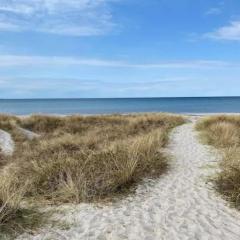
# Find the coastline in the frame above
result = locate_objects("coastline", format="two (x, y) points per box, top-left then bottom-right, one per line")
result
(1, 97), (240, 116)
(2, 112), (240, 119)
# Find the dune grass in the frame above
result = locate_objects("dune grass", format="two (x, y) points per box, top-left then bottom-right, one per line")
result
(0, 115), (21, 133)
(0, 113), (184, 236)
(0, 163), (46, 239)
(196, 115), (240, 208)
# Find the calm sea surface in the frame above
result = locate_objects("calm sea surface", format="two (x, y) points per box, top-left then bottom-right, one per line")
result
(0, 97), (239, 115)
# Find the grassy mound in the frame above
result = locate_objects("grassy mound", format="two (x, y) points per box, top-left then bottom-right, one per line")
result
(196, 115), (240, 207)
(0, 113), (185, 236)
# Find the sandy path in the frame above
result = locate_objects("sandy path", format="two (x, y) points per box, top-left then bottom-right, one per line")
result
(0, 129), (14, 155)
(18, 119), (240, 240)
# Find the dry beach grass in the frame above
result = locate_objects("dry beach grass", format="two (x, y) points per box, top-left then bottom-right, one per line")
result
(15, 116), (240, 240)
(196, 115), (240, 208)
(0, 113), (184, 237)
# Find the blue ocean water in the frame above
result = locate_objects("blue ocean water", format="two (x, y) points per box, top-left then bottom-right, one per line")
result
(0, 97), (239, 115)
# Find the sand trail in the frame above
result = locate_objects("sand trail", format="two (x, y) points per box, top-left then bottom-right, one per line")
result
(18, 119), (240, 240)
(0, 129), (14, 155)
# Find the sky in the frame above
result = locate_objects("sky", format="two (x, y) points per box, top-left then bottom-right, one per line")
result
(0, 0), (240, 98)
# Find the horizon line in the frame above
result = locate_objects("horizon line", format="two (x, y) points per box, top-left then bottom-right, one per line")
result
(0, 96), (240, 100)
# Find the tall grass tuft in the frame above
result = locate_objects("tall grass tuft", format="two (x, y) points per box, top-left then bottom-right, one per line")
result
(0, 167), (41, 238)
(0, 115), (20, 131)
(196, 115), (240, 208)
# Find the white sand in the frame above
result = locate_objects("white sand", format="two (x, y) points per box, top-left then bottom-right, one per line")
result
(17, 127), (40, 140)
(0, 129), (14, 155)
(0, 127), (38, 155)
(17, 118), (240, 239)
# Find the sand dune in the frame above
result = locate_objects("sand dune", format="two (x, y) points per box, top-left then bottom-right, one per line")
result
(15, 117), (240, 240)
(0, 129), (14, 156)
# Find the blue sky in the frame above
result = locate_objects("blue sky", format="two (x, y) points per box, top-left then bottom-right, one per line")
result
(0, 0), (240, 98)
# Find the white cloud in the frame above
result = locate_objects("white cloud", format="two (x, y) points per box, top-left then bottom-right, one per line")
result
(0, 55), (125, 67)
(0, 21), (22, 31)
(0, 55), (238, 69)
(206, 21), (240, 41)
(0, 77), (100, 92)
(0, 0), (116, 36)
(206, 7), (222, 15)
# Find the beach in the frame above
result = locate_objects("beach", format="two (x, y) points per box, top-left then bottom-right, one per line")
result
(1, 0), (240, 238)
(0, 114), (240, 239)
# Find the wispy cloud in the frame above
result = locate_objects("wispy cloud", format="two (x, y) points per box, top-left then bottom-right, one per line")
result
(205, 7), (222, 16)
(0, 55), (238, 69)
(0, 0), (117, 36)
(0, 76), (200, 95)
(0, 55), (125, 67)
(205, 21), (240, 41)
(1, 76), (239, 98)
(0, 77), (100, 92)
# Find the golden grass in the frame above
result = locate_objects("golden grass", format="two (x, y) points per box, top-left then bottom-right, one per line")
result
(0, 168), (43, 239)
(196, 115), (240, 207)
(0, 113), (184, 236)
(0, 115), (20, 131)
(0, 171), (25, 225)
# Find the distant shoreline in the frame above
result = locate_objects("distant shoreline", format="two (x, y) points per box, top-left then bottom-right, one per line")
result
(1, 112), (240, 119)
(0, 97), (239, 115)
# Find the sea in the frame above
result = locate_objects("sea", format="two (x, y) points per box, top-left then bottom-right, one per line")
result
(0, 97), (239, 115)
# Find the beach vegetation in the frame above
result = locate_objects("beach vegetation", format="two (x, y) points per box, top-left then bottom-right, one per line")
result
(0, 113), (185, 236)
(196, 115), (240, 208)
